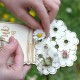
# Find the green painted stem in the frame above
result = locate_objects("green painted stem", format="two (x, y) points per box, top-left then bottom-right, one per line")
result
(46, 75), (49, 80)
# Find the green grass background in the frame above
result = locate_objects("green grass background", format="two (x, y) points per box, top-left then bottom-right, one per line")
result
(0, 0), (80, 80)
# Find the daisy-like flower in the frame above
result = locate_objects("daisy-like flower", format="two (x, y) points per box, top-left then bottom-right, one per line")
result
(56, 30), (79, 52)
(35, 38), (60, 75)
(58, 50), (77, 67)
(33, 29), (46, 42)
(50, 20), (67, 39)
(34, 20), (79, 75)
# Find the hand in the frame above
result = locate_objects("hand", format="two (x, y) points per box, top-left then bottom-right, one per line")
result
(0, 37), (31, 80)
(1, 0), (60, 37)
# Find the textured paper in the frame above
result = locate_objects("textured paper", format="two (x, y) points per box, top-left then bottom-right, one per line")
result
(0, 22), (35, 64)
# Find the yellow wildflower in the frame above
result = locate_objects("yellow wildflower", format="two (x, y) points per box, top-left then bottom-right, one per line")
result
(9, 17), (16, 22)
(3, 14), (9, 20)
(29, 9), (36, 17)
(0, 2), (4, 7)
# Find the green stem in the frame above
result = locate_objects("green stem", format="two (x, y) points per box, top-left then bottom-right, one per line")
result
(46, 75), (49, 80)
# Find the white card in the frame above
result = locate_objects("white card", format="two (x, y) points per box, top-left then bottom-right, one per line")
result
(0, 22), (35, 64)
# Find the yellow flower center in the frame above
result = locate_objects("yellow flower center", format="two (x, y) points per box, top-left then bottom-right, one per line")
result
(37, 33), (42, 38)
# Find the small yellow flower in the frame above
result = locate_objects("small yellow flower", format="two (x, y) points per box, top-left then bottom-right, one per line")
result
(29, 9), (36, 17)
(37, 33), (42, 38)
(3, 14), (9, 20)
(0, 2), (4, 7)
(9, 17), (16, 22)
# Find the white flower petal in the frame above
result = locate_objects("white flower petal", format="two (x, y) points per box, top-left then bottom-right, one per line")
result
(69, 50), (77, 55)
(66, 60), (73, 67)
(70, 32), (77, 38)
(60, 60), (66, 67)
(69, 45), (77, 51)
(37, 66), (42, 71)
(69, 54), (77, 61)
(42, 69), (49, 75)
(48, 67), (57, 74)
(52, 62), (60, 69)
(56, 31), (65, 39)
(70, 38), (79, 45)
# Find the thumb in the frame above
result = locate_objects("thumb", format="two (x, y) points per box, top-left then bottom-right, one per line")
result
(0, 36), (18, 64)
(23, 65), (31, 77)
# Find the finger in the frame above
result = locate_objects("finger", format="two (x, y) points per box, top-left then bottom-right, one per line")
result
(13, 39), (24, 67)
(23, 65), (31, 77)
(15, 8), (42, 29)
(54, 0), (61, 6)
(30, 1), (50, 37)
(43, 0), (60, 22)
(0, 36), (18, 64)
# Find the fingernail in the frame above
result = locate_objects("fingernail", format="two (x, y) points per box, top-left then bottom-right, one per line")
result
(10, 36), (17, 45)
(38, 27), (42, 29)
(13, 40), (17, 45)
(46, 33), (50, 38)
(48, 33), (50, 36)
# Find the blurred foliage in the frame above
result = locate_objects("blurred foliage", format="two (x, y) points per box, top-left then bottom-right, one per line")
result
(0, 0), (80, 80)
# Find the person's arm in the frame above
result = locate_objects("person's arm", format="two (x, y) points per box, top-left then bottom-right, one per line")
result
(0, 37), (31, 80)
(0, 0), (60, 37)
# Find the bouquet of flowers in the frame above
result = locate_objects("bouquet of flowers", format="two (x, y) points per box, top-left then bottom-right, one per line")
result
(33, 20), (79, 75)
